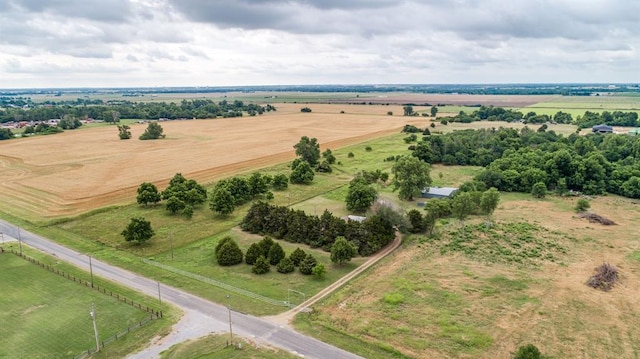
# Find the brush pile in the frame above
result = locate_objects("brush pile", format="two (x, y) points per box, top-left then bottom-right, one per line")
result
(587, 263), (619, 291)
(579, 212), (616, 225)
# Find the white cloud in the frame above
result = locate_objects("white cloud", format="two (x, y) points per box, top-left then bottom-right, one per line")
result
(0, 0), (637, 88)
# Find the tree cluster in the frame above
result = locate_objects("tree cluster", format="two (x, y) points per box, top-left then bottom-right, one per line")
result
(345, 176), (378, 213)
(209, 172), (274, 215)
(121, 217), (154, 244)
(219, 235), (321, 276)
(411, 126), (640, 199)
(241, 202), (395, 256)
(139, 122), (165, 140)
(0, 128), (14, 140)
(575, 110), (638, 128)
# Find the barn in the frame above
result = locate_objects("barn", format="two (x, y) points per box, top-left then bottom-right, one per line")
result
(421, 187), (458, 199)
(592, 124), (613, 133)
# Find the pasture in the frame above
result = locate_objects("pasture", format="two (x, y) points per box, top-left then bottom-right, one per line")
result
(0, 250), (163, 359)
(294, 183), (640, 358)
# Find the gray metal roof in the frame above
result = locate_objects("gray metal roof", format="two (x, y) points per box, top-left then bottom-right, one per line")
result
(423, 187), (458, 197)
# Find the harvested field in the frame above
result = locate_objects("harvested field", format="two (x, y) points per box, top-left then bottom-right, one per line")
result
(0, 103), (422, 220)
(328, 93), (559, 107)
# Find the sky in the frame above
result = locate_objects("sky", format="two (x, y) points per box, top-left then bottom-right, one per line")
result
(0, 0), (638, 88)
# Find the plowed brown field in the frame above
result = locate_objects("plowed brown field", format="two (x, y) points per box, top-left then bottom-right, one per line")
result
(0, 103), (422, 220)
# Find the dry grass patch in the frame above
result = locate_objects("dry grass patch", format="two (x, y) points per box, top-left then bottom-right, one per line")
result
(295, 193), (640, 358)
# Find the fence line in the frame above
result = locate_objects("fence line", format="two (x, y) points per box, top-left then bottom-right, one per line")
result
(1, 250), (163, 358)
(141, 258), (290, 307)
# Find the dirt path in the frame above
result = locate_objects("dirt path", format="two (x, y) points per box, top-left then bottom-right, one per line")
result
(265, 230), (402, 326)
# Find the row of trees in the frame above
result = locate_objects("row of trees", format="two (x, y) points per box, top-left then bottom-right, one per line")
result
(241, 202), (395, 256)
(0, 99), (276, 123)
(137, 171), (288, 218)
(440, 105), (639, 128)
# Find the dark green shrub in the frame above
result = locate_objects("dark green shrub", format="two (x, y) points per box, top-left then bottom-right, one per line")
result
(513, 344), (541, 359)
(290, 248), (307, 266)
(245, 243), (262, 265)
(252, 255), (270, 274)
(276, 257), (295, 273)
(299, 254), (318, 275)
(216, 239), (243, 266)
(268, 242), (286, 265)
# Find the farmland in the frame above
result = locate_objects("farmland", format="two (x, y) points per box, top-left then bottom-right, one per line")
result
(0, 249), (168, 359)
(2, 93), (640, 358)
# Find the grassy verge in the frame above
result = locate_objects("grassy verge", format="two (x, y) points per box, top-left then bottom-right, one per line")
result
(159, 334), (303, 359)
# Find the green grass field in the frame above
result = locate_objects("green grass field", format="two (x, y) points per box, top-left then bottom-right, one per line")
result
(0, 252), (160, 359)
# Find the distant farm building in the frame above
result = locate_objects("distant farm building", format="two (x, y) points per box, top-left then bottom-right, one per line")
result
(421, 187), (458, 199)
(592, 124), (613, 133)
(628, 128), (640, 136)
(346, 215), (367, 223)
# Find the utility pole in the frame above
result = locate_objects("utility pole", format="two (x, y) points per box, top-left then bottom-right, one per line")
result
(18, 228), (22, 255)
(89, 255), (94, 288)
(228, 306), (233, 345)
(157, 282), (162, 306)
(169, 231), (174, 259)
(90, 303), (100, 352)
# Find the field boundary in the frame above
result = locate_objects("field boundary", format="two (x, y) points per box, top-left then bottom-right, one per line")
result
(1, 250), (163, 358)
(141, 258), (290, 307)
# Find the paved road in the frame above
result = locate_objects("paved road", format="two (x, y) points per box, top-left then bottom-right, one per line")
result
(0, 220), (363, 359)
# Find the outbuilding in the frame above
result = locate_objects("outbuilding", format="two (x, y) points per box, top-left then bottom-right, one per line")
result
(421, 187), (458, 199)
(592, 124), (613, 133)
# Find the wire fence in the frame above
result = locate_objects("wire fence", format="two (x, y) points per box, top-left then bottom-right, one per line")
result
(141, 258), (290, 307)
(3, 250), (163, 358)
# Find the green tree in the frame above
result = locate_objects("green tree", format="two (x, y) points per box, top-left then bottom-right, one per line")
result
(121, 217), (154, 244)
(136, 182), (161, 206)
(430, 105), (438, 117)
(139, 122), (165, 140)
(271, 174), (289, 190)
(268, 242), (286, 265)
(214, 236), (233, 256)
(391, 155), (432, 201)
(290, 159), (314, 184)
(312, 263), (326, 278)
(252, 256), (270, 274)
(293, 136), (321, 166)
(330, 236), (357, 265)
(299, 254), (318, 275)
(451, 192), (474, 238)
(117, 124), (131, 139)
(276, 257), (295, 273)
(245, 243), (262, 265)
(407, 209), (425, 233)
(513, 344), (542, 359)
(575, 198), (590, 213)
(531, 182), (547, 199)
(322, 148), (336, 164)
(0, 128), (15, 140)
(403, 105), (414, 116)
(216, 239), (244, 266)
(165, 196), (185, 214)
(290, 248), (307, 266)
(345, 181), (377, 213)
(258, 236), (275, 258)
(479, 187), (500, 218)
(209, 187), (235, 215)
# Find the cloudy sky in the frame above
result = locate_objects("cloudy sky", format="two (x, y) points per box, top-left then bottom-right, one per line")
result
(0, 0), (638, 88)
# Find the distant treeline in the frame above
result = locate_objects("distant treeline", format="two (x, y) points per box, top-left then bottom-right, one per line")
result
(441, 105), (639, 128)
(410, 127), (640, 198)
(0, 99), (275, 123)
(2, 83), (639, 97)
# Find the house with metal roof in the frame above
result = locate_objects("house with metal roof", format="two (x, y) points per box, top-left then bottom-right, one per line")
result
(592, 124), (613, 133)
(421, 187), (458, 199)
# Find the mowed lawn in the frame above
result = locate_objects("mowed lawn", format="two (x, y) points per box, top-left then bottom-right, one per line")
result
(0, 253), (154, 359)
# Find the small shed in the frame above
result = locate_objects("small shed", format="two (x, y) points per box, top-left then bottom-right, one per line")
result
(628, 128), (640, 136)
(421, 187), (458, 199)
(346, 215), (366, 223)
(592, 124), (613, 133)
